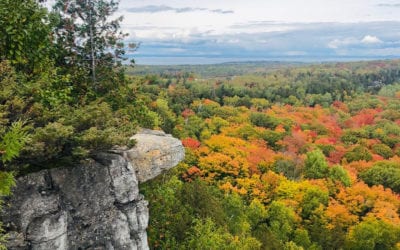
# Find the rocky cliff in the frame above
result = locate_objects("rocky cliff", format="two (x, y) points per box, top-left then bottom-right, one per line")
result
(1, 129), (184, 250)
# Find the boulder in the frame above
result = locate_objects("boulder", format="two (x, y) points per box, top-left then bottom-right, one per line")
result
(126, 129), (185, 182)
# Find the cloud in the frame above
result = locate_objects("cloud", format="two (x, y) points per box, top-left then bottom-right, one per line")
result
(125, 5), (233, 14)
(361, 35), (383, 44)
(127, 21), (400, 62)
(377, 3), (400, 7)
(211, 9), (234, 14)
(328, 34), (384, 49)
(327, 38), (358, 49)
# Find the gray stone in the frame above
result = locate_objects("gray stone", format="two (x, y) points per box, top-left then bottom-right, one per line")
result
(1, 130), (185, 250)
(26, 211), (68, 246)
(126, 129), (185, 182)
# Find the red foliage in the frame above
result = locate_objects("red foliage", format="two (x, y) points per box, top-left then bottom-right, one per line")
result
(181, 108), (195, 118)
(279, 129), (309, 154)
(182, 138), (201, 149)
(345, 109), (378, 128)
(327, 145), (346, 164)
(315, 137), (337, 145)
(371, 154), (384, 161)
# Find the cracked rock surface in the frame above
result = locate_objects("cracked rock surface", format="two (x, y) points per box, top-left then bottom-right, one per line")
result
(1, 130), (184, 250)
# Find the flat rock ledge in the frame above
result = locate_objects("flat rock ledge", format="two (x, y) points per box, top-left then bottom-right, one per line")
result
(1, 130), (184, 249)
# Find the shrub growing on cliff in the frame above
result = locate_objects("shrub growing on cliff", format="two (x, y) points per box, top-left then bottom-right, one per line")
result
(0, 120), (29, 248)
(18, 100), (137, 170)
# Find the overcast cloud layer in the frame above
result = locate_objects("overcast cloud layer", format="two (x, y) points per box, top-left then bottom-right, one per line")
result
(113, 1), (400, 63)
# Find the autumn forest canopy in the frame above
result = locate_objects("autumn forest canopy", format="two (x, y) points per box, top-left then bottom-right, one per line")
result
(1, 0), (400, 249)
(137, 60), (400, 249)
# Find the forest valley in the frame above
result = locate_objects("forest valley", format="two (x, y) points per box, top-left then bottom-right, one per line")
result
(1, 0), (400, 249)
(137, 60), (400, 250)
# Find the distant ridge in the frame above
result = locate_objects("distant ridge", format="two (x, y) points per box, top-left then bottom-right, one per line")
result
(128, 59), (400, 78)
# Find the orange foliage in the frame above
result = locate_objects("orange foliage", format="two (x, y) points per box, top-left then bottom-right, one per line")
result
(345, 160), (374, 173)
(336, 182), (400, 217)
(369, 200), (400, 225)
(182, 166), (203, 182)
(203, 98), (218, 105)
(244, 140), (276, 174)
(177, 95), (400, 237)
(326, 199), (359, 229)
(332, 100), (349, 112)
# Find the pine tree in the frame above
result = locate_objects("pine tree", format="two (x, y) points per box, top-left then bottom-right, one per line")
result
(53, 0), (130, 88)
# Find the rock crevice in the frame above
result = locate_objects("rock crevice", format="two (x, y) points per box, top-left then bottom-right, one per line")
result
(1, 130), (184, 250)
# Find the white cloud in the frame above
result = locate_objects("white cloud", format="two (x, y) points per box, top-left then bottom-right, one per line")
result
(361, 35), (383, 44)
(328, 35), (384, 49)
(327, 38), (358, 49)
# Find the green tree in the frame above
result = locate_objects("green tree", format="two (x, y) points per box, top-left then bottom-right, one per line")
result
(53, 0), (130, 88)
(304, 149), (329, 179)
(266, 201), (297, 243)
(186, 218), (261, 250)
(346, 217), (400, 250)
(329, 165), (351, 187)
(154, 98), (177, 134)
(301, 187), (329, 219)
(344, 146), (372, 163)
(359, 161), (400, 193)
(371, 143), (394, 159)
(0, 0), (52, 73)
(250, 112), (281, 129)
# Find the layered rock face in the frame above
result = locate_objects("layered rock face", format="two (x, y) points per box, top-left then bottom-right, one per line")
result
(1, 130), (184, 250)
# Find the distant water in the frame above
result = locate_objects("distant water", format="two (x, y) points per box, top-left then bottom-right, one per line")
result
(134, 57), (268, 65)
(132, 56), (396, 65)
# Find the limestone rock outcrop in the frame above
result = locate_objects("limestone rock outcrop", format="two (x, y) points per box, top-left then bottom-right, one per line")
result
(1, 130), (184, 249)
(126, 129), (185, 182)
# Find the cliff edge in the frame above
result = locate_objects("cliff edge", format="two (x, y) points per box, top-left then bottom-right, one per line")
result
(1, 129), (184, 250)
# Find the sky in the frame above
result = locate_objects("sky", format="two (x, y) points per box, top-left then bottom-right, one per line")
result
(49, 0), (400, 64)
